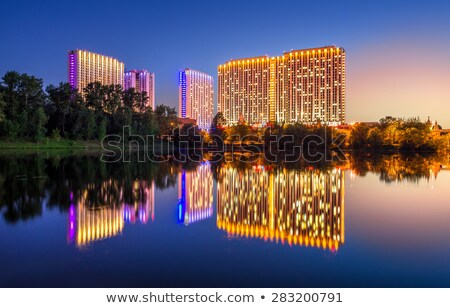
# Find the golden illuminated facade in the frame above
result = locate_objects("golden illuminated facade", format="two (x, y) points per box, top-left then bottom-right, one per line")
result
(177, 163), (214, 225)
(218, 46), (346, 125)
(68, 49), (124, 92)
(68, 179), (155, 247)
(216, 166), (345, 250)
(218, 56), (271, 125)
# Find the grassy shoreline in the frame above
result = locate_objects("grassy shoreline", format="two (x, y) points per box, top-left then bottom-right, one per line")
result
(0, 139), (102, 150)
(0, 139), (447, 156)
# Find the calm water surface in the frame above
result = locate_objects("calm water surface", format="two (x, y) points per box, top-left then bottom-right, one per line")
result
(0, 153), (449, 287)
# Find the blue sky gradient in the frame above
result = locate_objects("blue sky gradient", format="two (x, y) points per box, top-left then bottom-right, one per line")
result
(1, 0), (449, 125)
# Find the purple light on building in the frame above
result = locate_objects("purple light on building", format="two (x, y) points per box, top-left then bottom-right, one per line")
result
(68, 204), (76, 242)
(68, 51), (77, 90)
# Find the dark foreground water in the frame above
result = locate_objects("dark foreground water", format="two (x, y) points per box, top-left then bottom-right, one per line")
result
(0, 152), (449, 287)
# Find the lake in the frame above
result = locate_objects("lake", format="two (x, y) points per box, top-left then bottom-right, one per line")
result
(0, 152), (449, 287)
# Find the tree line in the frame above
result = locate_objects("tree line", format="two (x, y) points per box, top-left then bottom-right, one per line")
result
(349, 116), (449, 152)
(1, 71), (448, 153)
(0, 71), (178, 142)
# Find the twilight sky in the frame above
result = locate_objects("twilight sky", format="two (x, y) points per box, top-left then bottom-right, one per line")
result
(1, 0), (449, 126)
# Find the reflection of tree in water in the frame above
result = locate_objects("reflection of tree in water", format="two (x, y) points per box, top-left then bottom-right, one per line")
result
(0, 155), (47, 223)
(0, 154), (184, 223)
(210, 152), (349, 182)
(0, 152), (447, 224)
(349, 153), (447, 183)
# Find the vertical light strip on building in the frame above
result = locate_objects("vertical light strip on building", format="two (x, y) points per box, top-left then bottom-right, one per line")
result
(178, 71), (187, 118)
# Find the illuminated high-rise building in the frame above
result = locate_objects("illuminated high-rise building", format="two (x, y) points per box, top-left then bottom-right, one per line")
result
(218, 46), (346, 125)
(178, 69), (214, 130)
(124, 69), (155, 110)
(218, 56), (271, 125)
(68, 49), (124, 92)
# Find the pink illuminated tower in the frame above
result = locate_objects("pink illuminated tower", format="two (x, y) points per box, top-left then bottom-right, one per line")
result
(124, 69), (155, 110)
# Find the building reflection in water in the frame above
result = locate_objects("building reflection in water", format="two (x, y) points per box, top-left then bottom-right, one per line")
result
(217, 166), (345, 251)
(68, 180), (155, 247)
(123, 181), (155, 224)
(177, 162), (214, 225)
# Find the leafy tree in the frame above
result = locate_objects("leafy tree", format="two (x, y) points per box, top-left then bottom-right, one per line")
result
(0, 92), (5, 125)
(349, 123), (370, 148)
(0, 71), (46, 140)
(84, 109), (96, 140)
(154, 104), (178, 138)
(137, 91), (150, 113)
(98, 117), (107, 140)
(123, 88), (139, 111)
(19, 74), (46, 138)
(46, 82), (75, 136)
(51, 128), (61, 141)
(210, 112), (227, 141)
(229, 124), (251, 140)
(0, 72), (24, 138)
(104, 84), (123, 114)
(212, 112), (226, 128)
(367, 127), (383, 148)
(30, 107), (48, 142)
(283, 123), (309, 145)
(66, 94), (87, 139)
(380, 116), (401, 145)
(83, 82), (106, 113)
(173, 123), (202, 147)
(132, 108), (157, 136)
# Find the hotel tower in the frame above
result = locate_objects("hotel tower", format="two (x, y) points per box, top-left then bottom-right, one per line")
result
(124, 69), (155, 110)
(178, 69), (214, 130)
(218, 46), (346, 125)
(68, 49), (124, 92)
